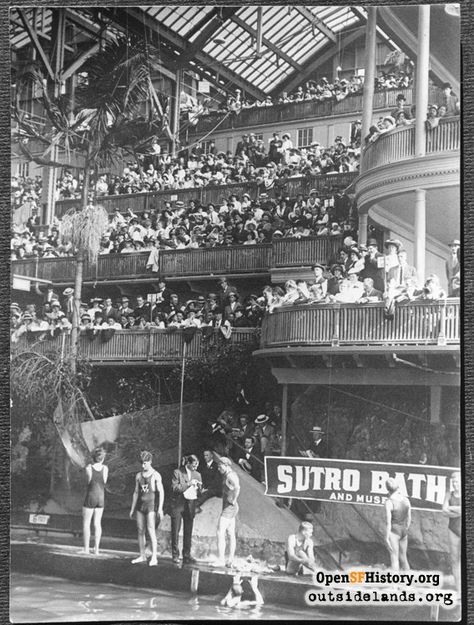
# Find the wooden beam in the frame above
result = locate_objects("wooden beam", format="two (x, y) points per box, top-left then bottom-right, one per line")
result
(295, 6), (337, 43)
(273, 27), (365, 97)
(17, 9), (55, 81)
(270, 368), (459, 387)
(231, 15), (303, 72)
(60, 42), (101, 81)
(184, 7), (240, 59)
(106, 7), (266, 101)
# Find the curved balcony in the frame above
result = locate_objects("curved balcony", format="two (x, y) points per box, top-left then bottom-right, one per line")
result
(356, 117), (460, 211)
(11, 328), (258, 365)
(259, 299), (460, 349)
(53, 172), (357, 219)
(12, 236), (344, 285)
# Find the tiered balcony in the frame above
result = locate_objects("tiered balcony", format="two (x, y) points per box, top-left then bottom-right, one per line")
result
(356, 117), (460, 210)
(12, 237), (344, 284)
(53, 172), (357, 218)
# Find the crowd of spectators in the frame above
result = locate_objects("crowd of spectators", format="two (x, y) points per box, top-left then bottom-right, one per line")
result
(11, 180), (355, 260)
(224, 71), (413, 112)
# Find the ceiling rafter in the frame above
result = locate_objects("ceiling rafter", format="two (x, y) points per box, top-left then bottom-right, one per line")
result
(295, 6), (337, 43)
(272, 26), (365, 97)
(180, 7), (240, 63)
(230, 15), (303, 73)
(102, 6), (266, 100)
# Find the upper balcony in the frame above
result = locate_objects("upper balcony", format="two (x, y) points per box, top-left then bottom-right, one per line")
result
(355, 117), (460, 212)
(53, 172), (357, 220)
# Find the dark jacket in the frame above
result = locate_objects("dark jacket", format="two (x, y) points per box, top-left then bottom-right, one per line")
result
(200, 460), (221, 494)
(170, 466), (202, 512)
(237, 446), (263, 481)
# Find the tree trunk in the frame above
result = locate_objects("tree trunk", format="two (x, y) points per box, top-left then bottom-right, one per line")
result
(70, 250), (83, 375)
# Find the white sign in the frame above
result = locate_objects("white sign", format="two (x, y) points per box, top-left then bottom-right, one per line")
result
(12, 277), (31, 292)
(198, 80), (210, 94)
(29, 514), (50, 525)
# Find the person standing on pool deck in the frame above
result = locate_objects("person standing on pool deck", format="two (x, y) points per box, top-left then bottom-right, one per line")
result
(129, 451), (164, 566)
(82, 447), (108, 555)
(384, 478), (411, 571)
(443, 471), (461, 593)
(214, 457), (240, 568)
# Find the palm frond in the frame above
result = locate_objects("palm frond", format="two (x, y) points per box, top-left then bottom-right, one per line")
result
(60, 205), (110, 264)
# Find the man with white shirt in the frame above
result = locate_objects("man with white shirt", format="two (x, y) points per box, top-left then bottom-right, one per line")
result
(170, 455), (202, 565)
(196, 450), (222, 512)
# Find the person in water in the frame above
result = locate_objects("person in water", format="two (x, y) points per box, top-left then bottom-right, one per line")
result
(285, 521), (317, 574)
(130, 450), (164, 566)
(221, 574), (264, 608)
(81, 447), (108, 555)
(384, 478), (411, 571)
(443, 471), (461, 593)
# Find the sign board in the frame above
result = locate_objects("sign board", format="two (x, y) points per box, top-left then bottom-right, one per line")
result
(28, 513), (50, 525)
(12, 276), (31, 292)
(264, 456), (458, 511)
(170, 195), (178, 201)
(198, 80), (210, 94)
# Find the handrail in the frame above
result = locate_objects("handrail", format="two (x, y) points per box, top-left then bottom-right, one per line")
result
(363, 117), (460, 171)
(11, 328), (259, 363)
(12, 235), (342, 283)
(260, 300), (460, 348)
(192, 88), (419, 134)
(53, 171), (358, 218)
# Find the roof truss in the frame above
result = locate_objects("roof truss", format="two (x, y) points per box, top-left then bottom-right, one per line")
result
(295, 6), (337, 43)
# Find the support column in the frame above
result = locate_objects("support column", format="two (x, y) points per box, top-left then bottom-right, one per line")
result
(172, 69), (182, 158)
(430, 386), (442, 424)
(281, 384), (288, 456)
(414, 188), (426, 283)
(358, 211), (369, 246)
(361, 6), (377, 171)
(414, 5), (430, 157)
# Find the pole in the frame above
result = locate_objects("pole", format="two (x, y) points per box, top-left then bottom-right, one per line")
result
(177, 340), (187, 465)
(281, 384), (288, 455)
(360, 6), (377, 172)
(172, 69), (182, 159)
(414, 5), (430, 158)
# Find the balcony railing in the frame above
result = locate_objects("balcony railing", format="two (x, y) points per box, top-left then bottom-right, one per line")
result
(259, 299), (460, 348)
(54, 172), (358, 218)
(363, 117), (460, 171)
(192, 88), (420, 134)
(13, 236), (344, 283)
(12, 328), (259, 364)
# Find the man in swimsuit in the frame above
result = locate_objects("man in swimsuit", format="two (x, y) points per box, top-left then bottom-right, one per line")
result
(129, 450), (164, 566)
(82, 447), (108, 555)
(286, 522), (316, 575)
(384, 478), (411, 571)
(214, 457), (240, 568)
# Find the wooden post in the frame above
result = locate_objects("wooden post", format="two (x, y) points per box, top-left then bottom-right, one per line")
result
(360, 6), (377, 171)
(281, 384), (288, 456)
(177, 340), (187, 465)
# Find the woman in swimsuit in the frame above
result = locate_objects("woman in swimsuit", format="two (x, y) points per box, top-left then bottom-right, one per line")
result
(384, 478), (411, 571)
(443, 471), (461, 592)
(129, 450), (164, 567)
(82, 447), (108, 555)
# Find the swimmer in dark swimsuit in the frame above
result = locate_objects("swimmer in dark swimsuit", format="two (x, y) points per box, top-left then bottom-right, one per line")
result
(130, 451), (164, 566)
(81, 447), (108, 555)
(221, 574), (264, 608)
(384, 478), (411, 571)
(443, 471), (461, 592)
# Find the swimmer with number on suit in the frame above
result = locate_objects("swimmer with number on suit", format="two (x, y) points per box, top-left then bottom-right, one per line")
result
(384, 478), (411, 571)
(443, 471), (461, 592)
(214, 457), (240, 568)
(129, 450), (164, 566)
(81, 447), (108, 555)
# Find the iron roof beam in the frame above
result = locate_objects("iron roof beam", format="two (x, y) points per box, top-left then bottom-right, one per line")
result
(230, 15), (304, 72)
(273, 27), (365, 97)
(295, 7), (337, 43)
(105, 7), (266, 100)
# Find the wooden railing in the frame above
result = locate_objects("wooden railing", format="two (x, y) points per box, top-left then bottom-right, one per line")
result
(260, 299), (460, 348)
(193, 88), (420, 134)
(54, 172), (357, 218)
(12, 235), (347, 283)
(12, 328), (259, 364)
(363, 117), (460, 171)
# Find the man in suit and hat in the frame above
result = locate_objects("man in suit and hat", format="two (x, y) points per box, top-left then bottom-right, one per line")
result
(237, 435), (263, 481)
(440, 82), (460, 116)
(327, 264), (345, 296)
(391, 93), (413, 120)
(170, 454), (202, 564)
(361, 238), (385, 292)
(118, 296), (134, 317)
(300, 425), (330, 459)
(445, 239), (460, 296)
(387, 249), (418, 289)
(62, 287), (75, 321)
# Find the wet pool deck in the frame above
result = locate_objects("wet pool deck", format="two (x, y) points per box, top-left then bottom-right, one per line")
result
(11, 537), (440, 619)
